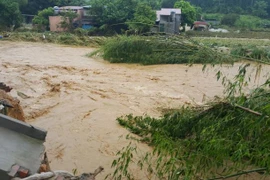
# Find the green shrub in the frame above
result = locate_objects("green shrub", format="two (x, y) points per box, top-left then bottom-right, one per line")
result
(235, 15), (262, 29)
(32, 7), (54, 31)
(73, 28), (88, 36)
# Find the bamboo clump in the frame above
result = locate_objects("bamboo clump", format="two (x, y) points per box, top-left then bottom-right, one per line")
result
(98, 35), (235, 65)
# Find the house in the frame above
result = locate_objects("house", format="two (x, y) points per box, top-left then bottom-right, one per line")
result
(155, 8), (181, 34)
(0, 113), (47, 179)
(49, 6), (95, 32)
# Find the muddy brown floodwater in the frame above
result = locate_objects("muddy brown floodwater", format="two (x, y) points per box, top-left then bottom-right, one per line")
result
(1, 41), (269, 179)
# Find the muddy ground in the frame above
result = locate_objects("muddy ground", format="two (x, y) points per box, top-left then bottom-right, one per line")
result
(0, 41), (269, 179)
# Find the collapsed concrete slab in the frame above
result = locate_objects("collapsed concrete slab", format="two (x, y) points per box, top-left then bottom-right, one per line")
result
(0, 114), (47, 180)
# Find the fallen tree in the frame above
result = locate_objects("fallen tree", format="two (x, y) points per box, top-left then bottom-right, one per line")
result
(113, 88), (270, 179)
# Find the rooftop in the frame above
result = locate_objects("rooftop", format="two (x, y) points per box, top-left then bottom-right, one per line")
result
(59, 6), (83, 10)
(157, 8), (181, 16)
(156, 8), (181, 21)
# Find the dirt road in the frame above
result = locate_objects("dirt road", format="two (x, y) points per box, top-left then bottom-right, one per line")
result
(0, 41), (268, 179)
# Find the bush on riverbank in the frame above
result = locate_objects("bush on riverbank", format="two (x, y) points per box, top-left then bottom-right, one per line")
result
(94, 35), (234, 65)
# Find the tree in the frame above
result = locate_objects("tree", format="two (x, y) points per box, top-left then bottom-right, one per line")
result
(51, 0), (86, 6)
(16, 0), (28, 8)
(139, 0), (162, 9)
(32, 7), (54, 31)
(20, 0), (54, 15)
(59, 10), (78, 32)
(0, 0), (22, 30)
(185, 0), (270, 18)
(252, 0), (268, 17)
(174, 0), (196, 26)
(91, 0), (137, 33)
(161, 0), (177, 8)
(127, 3), (156, 33)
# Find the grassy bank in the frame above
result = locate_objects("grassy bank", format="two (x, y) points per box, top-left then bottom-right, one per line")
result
(186, 30), (270, 39)
(191, 37), (270, 48)
(191, 37), (270, 63)
(1, 32), (106, 47)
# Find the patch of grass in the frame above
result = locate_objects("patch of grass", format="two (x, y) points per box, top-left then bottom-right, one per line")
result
(191, 37), (270, 48)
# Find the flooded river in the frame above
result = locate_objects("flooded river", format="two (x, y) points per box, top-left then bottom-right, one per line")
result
(0, 41), (269, 179)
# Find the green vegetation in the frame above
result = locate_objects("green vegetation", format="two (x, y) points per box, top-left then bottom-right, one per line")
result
(188, 0), (270, 18)
(59, 10), (78, 32)
(0, 0), (22, 30)
(20, 0), (87, 15)
(93, 35), (234, 65)
(235, 15), (269, 29)
(126, 3), (156, 34)
(90, 0), (138, 33)
(32, 7), (54, 31)
(174, 0), (196, 26)
(220, 14), (240, 27)
(110, 63), (270, 179)
(187, 30), (270, 39)
(4, 32), (106, 47)
(2, 0), (270, 34)
(231, 46), (270, 61)
(191, 37), (270, 48)
(191, 37), (270, 63)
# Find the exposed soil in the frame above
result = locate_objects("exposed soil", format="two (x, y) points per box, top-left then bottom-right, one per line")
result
(0, 41), (269, 179)
(0, 89), (25, 121)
